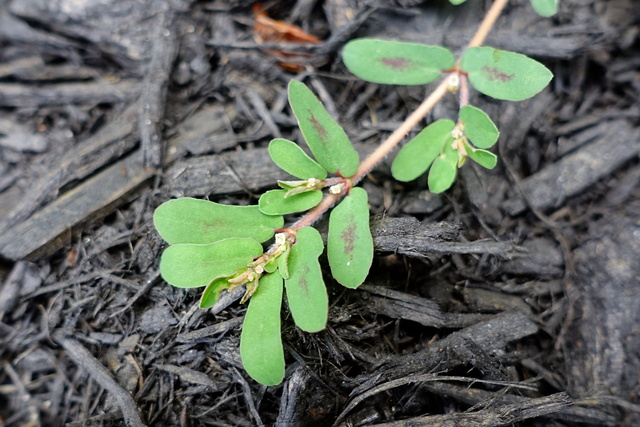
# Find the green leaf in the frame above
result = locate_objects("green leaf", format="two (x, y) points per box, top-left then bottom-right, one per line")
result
(342, 39), (455, 85)
(154, 198), (284, 245)
(288, 80), (359, 177)
(199, 276), (232, 309)
(449, 0), (468, 4)
(240, 272), (285, 386)
(463, 141), (498, 169)
(459, 105), (499, 149)
(391, 119), (455, 182)
(530, 0), (557, 17)
(460, 47), (553, 101)
(259, 189), (323, 215)
(160, 238), (263, 288)
(268, 138), (327, 180)
(327, 187), (373, 289)
(264, 256), (279, 274)
(428, 141), (458, 194)
(285, 227), (328, 332)
(278, 247), (291, 280)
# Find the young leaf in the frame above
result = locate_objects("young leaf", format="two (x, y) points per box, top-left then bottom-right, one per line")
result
(285, 227), (328, 332)
(391, 119), (455, 182)
(428, 142), (458, 194)
(327, 187), (373, 289)
(278, 247), (291, 279)
(160, 238), (263, 288)
(259, 189), (323, 215)
(342, 39), (455, 85)
(530, 0), (557, 17)
(240, 272), (285, 386)
(200, 276), (232, 309)
(459, 105), (499, 149)
(460, 47), (553, 101)
(268, 138), (327, 179)
(288, 80), (359, 177)
(463, 141), (498, 169)
(154, 198), (284, 245)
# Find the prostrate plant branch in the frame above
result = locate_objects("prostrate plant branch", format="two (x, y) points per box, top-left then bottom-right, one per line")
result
(289, 0), (509, 231)
(153, 0), (555, 386)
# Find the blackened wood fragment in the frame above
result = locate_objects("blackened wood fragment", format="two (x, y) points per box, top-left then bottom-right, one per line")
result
(503, 122), (640, 215)
(371, 216), (519, 258)
(0, 152), (150, 260)
(565, 215), (640, 413)
(139, 6), (180, 168)
(53, 333), (146, 427)
(0, 104), (139, 232)
(352, 393), (573, 427)
(176, 317), (243, 343)
(156, 364), (220, 389)
(276, 367), (311, 426)
(0, 103), (228, 260)
(423, 382), (614, 425)
(353, 313), (538, 394)
(361, 285), (444, 327)
(0, 80), (140, 107)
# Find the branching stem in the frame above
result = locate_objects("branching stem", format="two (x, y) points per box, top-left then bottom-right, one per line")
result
(290, 0), (509, 231)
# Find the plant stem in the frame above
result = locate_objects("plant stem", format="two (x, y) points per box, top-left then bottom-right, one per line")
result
(291, 0), (509, 231)
(467, 0), (508, 48)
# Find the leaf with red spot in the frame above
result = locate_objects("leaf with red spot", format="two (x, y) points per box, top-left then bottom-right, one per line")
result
(327, 187), (373, 289)
(461, 47), (553, 101)
(154, 198), (283, 245)
(342, 39), (454, 85)
(240, 272), (285, 386)
(288, 80), (359, 177)
(284, 226), (327, 332)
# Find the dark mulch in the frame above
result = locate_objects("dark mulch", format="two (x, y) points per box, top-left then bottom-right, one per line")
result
(1, 0), (639, 425)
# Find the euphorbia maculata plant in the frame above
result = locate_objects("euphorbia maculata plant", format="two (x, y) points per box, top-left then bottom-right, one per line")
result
(153, 0), (556, 385)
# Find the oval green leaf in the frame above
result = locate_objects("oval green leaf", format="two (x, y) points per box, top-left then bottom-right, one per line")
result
(288, 80), (359, 177)
(459, 105), (499, 149)
(240, 272), (285, 386)
(342, 39), (455, 85)
(199, 276), (232, 309)
(463, 141), (498, 169)
(154, 198), (284, 245)
(268, 138), (327, 180)
(160, 238), (263, 288)
(428, 142), (458, 194)
(259, 189), (323, 215)
(327, 187), (373, 289)
(460, 47), (553, 102)
(391, 119), (455, 182)
(285, 227), (327, 332)
(530, 0), (557, 17)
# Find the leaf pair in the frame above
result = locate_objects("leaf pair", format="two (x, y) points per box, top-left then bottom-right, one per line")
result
(153, 198), (283, 293)
(241, 226), (326, 385)
(259, 81), (361, 216)
(342, 40), (552, 102)
(391, 105), (499, 193)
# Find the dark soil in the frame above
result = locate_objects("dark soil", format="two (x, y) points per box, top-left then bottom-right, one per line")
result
(1, 0), (639, 426)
